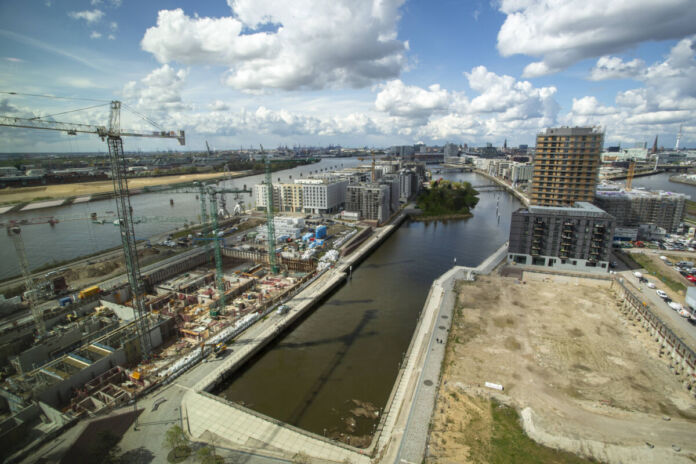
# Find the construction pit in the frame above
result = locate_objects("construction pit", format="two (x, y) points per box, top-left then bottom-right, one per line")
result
(429, 272), (696, 464)
(131, 264), (309, 382)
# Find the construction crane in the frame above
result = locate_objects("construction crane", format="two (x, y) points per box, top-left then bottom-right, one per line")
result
(6, 226), (46, 337)
(1, 100), (185, 358)
(261, 145), (278, 274)
(626, 160), (636, 191)
(206, 186), (227, 316)
(205, 140), (213, 156)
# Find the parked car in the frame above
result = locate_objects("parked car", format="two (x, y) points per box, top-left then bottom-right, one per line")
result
(647, 282), (656, 289)
(687, 275), (696, 283)
(656, 290), (668, 299)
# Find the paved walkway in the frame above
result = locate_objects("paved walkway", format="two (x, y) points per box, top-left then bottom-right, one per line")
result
(380, 242), (509, 464)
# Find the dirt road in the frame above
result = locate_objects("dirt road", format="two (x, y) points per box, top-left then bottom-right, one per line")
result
(428, 272), (696, 464)
(0, 172), (244, 204)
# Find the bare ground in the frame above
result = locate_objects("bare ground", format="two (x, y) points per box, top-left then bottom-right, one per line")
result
(429, 272), (696, 464)
(0, 172), (242, 204)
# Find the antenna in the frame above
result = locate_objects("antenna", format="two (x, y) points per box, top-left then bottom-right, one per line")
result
(675, 124), (682, 151)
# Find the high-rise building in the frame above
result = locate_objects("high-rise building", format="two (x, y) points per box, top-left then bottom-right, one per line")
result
(530, 127), (604, 206)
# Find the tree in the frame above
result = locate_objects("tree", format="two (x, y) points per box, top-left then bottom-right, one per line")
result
(164, 425), (191, 462)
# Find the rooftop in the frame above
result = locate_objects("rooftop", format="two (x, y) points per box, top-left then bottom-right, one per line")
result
(539, 126), (603, 136)
(525, 201), (613, 218)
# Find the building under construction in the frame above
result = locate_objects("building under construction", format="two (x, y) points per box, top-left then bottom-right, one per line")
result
(594, 187), (686, 233)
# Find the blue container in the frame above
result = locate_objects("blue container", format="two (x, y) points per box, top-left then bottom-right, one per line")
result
(316, 225), (327, 239)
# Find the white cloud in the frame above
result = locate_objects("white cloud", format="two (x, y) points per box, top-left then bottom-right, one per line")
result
(589, 56), (644, 81)
(108, 34), (116, 40)
(4, 57), (24, 63)
(497, 0), (696, 77)
(465, 66), (558, 122)
(209, 100), (230, 111)
(68, 9), (104, 24)
(90, 31), (102, 39)
(564, 38), (696, 144)
(570, 96), (616, 116)
(374, 80), (453, 121)
(110, 22), (118, 31)
(57, 76), (102, 88)
(122, 65), (190, 113)
(141, 1), (408, 91)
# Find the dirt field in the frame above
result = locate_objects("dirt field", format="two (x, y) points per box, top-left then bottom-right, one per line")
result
(0, 172), (243, 204)
(429, 272), (696, 464)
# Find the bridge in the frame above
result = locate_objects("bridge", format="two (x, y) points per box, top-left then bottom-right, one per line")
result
(471, 184), (506, 191)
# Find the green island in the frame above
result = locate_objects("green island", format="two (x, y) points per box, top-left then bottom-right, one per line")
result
(415, 179), (479, 220)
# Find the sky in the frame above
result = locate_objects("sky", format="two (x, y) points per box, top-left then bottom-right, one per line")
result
(0, 0), (695, 153)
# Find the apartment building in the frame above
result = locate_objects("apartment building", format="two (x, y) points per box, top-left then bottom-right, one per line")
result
(508, 202), (616, 272)
(345, 183), (391, 224)
(530, 127), (604, 206)
(594, 188), (686, 233)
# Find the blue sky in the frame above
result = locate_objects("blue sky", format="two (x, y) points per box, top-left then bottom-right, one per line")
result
(1, 0), (695, 152)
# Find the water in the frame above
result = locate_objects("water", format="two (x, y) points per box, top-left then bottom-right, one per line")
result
(625, 172), (696, 198)
(0, 158), (359, 280)
(214, 172), (520, 442)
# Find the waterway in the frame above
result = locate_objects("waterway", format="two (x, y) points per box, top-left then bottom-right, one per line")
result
(0, 158), (359, 280)
(214, 172), (520, 442)
(626, 172), (696, 198)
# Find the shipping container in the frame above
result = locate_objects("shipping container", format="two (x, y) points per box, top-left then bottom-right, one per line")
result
(78, 285), (100, 300)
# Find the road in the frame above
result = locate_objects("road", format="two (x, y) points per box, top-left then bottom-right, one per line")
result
(0, 247), (207, 335)
(619, 270), (696, 351)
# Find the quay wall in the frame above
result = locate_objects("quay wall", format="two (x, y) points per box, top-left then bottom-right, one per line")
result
(614, 278), (696, 389)
(473, 170), (529, 206)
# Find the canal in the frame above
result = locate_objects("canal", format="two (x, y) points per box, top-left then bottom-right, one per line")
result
(214, 172), (521, 444)
(0, 158), (359, 280)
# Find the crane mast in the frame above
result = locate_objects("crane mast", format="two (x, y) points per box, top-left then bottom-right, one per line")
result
(207, 187), (227, 316)
(0, 99), (185, 358)
(7, 226), (46, 337)
(262, 147), (278, 274)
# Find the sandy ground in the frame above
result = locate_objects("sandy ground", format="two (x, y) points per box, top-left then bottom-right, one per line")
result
(0, 172), (243, 204)
(429, 272), (696, 464)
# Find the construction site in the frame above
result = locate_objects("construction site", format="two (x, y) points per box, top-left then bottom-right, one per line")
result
(428, 272), (696, 464)
(0, 101), (372, 461)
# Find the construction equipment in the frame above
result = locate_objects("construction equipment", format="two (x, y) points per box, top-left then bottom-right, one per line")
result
(371, 150), (376, 183)
(261, 146), (278, 274)
(626, 160), (636, 191)
(1, 99), (185, 358)
(6, 226), (46, 337)
(206, 186), (227, 316)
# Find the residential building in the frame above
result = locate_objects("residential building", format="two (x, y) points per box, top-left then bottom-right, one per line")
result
(594, 188), (686, 233)
(295, 178), (348, 214)
(508, 202), (615, 273)
(530, 127), (604, 206)
(443, 143), (459, 157)
(510, 163), (533, 184)
(254, 179), (348, 214)
(345, 183), (391, 224)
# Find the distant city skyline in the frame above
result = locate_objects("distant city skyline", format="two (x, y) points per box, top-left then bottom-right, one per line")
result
(1, 0), (695, 152)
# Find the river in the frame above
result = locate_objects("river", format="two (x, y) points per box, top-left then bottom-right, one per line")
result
(626, 172), (696, 198)
(213, 171), (520, 442)
(0, 158), (359, 280)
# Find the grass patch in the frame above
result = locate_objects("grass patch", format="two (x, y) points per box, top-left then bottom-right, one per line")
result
(631, 253), (686, 294)
(490, 400), (595, 463)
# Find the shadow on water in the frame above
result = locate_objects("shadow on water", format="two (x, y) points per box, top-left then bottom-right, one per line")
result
(324, 298), (374, 306)
(287, 309), (378, 426)
(360, 259), (415, 269)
